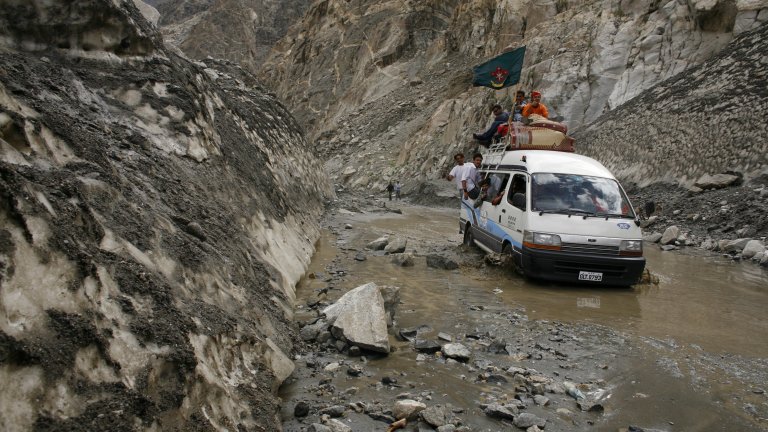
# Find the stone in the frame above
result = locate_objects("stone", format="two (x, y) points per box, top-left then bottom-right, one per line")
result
(294, 401), (310, 417)
(437, 425), (457, 432)
(348, 346), (361, 356)
(421, 405), (449, 427)
(441, 343), (471, 361)
(514, 412), (546, 428)
(414, 339), (442, 353)
(323, 283), (390, 353)
(741, 240), (765, 258)
(437, 332), (452, 342)
(320, 405), (346, 417)
(323, 418), (352, 432)
(533, 395), (550, 406)
(694, 173), (739, 189)
(378, 285), (401, 326)
(324, 362), (340, 372)
(760, 254), (768, 267)
(426, 254), (459, 270)
(391, 253), (414, 266)
(300, 319), (328, 341)
(660, 225), (680, 245)
(308, 424), (331, 432)
(643, 232), (662, 243)
(344, 223), (353, 229)
(393, 399), (427, 420)
(483, 403), (517, 419)
(577, 399), (605, 412)
(186, 221), (207, 241)
(724, 238), (751, 253)
(354, 252), (366, 261)
(367, 235), (389, 250)
(384, 236), (407, 254)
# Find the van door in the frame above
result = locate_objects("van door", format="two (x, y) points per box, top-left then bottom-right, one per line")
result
(497, 173), (528, 251)
(475, 172), (511, 252)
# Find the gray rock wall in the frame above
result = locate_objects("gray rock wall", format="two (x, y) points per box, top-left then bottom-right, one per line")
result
(575, 22), (768, 187)
(0, 1), (332, 430)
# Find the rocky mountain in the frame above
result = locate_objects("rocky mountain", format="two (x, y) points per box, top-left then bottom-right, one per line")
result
(257, 0), (767, 194)
(576, 22), (768, 187)
(0, 1), (332, 431)
(154, 0), (310, 72)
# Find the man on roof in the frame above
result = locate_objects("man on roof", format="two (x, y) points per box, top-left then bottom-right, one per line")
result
(472, 104), (510, 146)
(521, 91), (549, 120)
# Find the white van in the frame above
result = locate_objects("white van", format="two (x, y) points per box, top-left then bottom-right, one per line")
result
(460, 149), (645, 286)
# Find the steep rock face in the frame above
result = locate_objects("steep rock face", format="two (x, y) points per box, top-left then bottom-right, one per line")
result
(0, 1), (331, 431)
(155, 0), (310, 71)
(260, 0), (767, 192)
(575, 22), (768, 186)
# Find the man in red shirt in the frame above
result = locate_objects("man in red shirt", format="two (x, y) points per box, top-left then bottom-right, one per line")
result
(521, 90), (549, 119)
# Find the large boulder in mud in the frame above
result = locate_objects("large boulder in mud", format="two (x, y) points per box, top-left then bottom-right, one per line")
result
(694, 173), (740, 189)
(384, 236), (407, 254)
(660, 226), (680, 245)
(323, 283), (390, 353)
(741, 240), (765, 258)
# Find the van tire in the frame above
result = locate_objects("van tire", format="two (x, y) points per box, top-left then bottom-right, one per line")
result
(463, 225), (474, 246)
(503, 243), (524, 275)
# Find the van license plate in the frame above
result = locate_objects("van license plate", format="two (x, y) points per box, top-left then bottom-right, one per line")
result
(578, 271), (603, 282)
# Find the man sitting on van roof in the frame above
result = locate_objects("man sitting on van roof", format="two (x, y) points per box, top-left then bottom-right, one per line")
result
(473, 104), (510, 146)
(521, 91), (549, 119)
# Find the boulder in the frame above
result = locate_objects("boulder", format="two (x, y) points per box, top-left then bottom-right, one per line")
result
(391, 253), (415, 266)
(760, 254), (768, 267)
(414, 339), (442, 353)
(694, 173), (739, 189)
(483, 403), (517, 419)
(660, 226), (680, 245)
(441, 343), (471, 361)
(322, 418), (352, 432)
(367, 235), (389, 250)
(421, 405), (449, 427)
(322, 283), (390, 353)
(393, 399), (427, 420)
(426, 254), (459, 270)
(308, 424), (331, 432)
(741, 240), (765, 259)
(643, 232), (663, 243)
(514, 412), (546, 429)
(384, 236), (407, 254)
(724, 238), (751, 253)
(300, 319), (328, 341)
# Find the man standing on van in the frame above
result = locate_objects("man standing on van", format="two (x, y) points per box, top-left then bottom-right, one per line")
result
(472, 104), (510, 146)
(446, 153), (468, 198)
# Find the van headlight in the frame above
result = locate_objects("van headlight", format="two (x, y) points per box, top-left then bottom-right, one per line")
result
(619, 240), (643, 256)
(523, 231), (561, 250)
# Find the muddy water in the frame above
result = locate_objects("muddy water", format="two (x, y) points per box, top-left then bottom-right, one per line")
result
(285, 205), (768, 430)
(347, 206), (768, 358)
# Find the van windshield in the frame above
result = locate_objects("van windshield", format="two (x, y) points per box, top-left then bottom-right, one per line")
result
(531, 173), (634, 218)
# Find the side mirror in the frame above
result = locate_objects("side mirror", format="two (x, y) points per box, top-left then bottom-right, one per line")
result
(512, 193), (526, 210)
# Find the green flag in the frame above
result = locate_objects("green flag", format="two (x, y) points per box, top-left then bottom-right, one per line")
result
(472, 46), (526, 90)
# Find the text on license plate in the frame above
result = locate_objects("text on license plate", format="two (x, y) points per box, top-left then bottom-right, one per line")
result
(578, 271), (603, 282)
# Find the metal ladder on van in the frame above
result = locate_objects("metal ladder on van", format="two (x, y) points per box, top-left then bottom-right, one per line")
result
(483, 122), (530, 170)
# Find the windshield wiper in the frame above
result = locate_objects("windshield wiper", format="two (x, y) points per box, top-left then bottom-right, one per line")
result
(593, 212), (635, 219)
(537, 208), (594, 217)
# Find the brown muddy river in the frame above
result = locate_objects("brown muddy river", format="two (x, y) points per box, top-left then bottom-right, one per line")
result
(283, 204), (768, 431)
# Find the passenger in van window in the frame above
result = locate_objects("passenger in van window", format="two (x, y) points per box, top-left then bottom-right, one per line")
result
(446, 153), (468, 198)
(473, 178), (492, 208)
(472, 104), (510, 147)
(521, 91), (549, 120)
(508, 176), (526, 204)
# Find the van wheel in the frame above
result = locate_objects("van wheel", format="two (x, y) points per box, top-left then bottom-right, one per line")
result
(503, 243), (523, 274)
(463, 225), (474, 246)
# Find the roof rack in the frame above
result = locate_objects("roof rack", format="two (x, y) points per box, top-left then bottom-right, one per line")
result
(482, 122), (575, 169)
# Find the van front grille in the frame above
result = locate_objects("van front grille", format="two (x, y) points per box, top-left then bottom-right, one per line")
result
(560, 242), (619, 256)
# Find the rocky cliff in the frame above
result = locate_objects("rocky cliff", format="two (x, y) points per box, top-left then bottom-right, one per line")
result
(0, 1), (331, 430)
(155, 0), (310, 72)
(576, 22), (768, 187)
(256, 0), (767, 193)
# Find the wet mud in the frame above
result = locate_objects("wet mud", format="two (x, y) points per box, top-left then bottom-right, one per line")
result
(281, 197), (768, 431)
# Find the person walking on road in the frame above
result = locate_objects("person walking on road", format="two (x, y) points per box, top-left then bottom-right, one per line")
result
(394, 181), (402, 200)
(386, 181), (394, 201)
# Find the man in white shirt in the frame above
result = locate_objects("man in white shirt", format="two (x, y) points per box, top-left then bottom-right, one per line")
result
(461, 153), (483, 200)
(446, 153), (468, 197)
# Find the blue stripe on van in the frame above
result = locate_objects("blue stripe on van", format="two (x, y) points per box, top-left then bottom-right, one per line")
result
(464, 203), (523, 250)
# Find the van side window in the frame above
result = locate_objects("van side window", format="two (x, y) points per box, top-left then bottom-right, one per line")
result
(507, 174), (527, 209)
(487, 173), (509, 205)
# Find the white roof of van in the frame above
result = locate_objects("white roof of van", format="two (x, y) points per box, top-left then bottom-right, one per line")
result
(489, 150), (615, 179)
